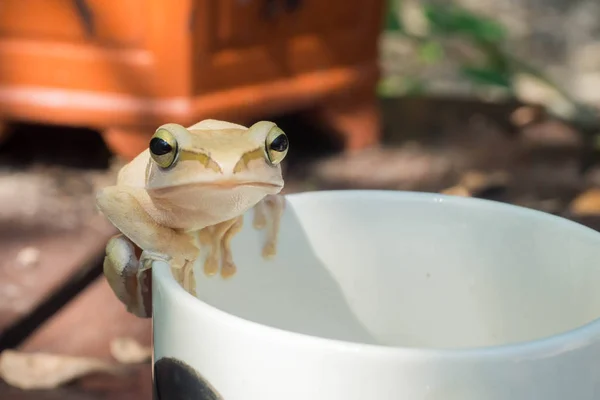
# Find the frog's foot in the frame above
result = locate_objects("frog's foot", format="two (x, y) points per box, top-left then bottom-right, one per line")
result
(142, 252), (195, 296)
(139, 250), (171, 265)
(253, 195), (286, 259)
(199, 216), (244, 278)
(201, 235), (220, 277)
(220, 216), (244, 278)
(103, 235), (154, 318)
(176, 260), (197, 296)
(253, 201), (267, 229)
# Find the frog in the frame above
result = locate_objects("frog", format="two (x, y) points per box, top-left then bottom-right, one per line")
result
(95, 119), (288, 318)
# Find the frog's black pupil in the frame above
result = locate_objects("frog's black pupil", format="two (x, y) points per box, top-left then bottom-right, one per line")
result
(269, 134), (288, 152)
(150, 137), (172, 155)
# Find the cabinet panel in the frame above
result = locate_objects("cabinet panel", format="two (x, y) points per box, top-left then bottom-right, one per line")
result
(0, 0), (88, 41)
(194, 0), (383, 93)
(286, 30), (363, 73)
(85, 0), (146, 46)
(279, 0), (363, 34)
(0, 0), (145, 47)
(208, 0), (287, 51)
(192, 0), (288, 92)
(284, 0), (384, 74)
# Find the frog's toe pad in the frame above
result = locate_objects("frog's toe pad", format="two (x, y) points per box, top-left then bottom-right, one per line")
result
(220, 260), (237, 279)
(203, 256), (219, 276)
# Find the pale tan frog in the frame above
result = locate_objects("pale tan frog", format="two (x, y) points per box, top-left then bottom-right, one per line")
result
(96, 119), (288, 318)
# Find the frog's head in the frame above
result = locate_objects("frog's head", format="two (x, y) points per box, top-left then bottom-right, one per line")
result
(143, 120), (288, 215)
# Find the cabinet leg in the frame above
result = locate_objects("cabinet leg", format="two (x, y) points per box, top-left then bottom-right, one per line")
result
(312, 88), (382, 151)
(102, 127), (153, 161)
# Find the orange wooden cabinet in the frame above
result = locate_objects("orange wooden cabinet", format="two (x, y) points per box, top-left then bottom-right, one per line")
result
(0, 0), (385, 159)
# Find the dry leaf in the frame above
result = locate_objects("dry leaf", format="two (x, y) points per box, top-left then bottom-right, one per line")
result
(441, 170), (509, 198)
(110, 337), (152, 364)
(15, 247), (40, 269)
(0, 350), (124, 390)
(510, 105), (544, 127)
(460, 171), (490, 192)
(569, 188), (600, 216)
(513, 73), (577, 121)
(441, 185), (472, 197)
(460, 170), (509, 193)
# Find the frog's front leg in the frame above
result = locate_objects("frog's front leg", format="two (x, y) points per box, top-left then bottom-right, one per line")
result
(198, 216), (244, 279)
(96, 186), (198, 263)
(97, 186), (199, 312)
(172, 259), (197, 297)
(103, 235), (169, 318)
(253, 194), (286, 258)
(194, 196), (286, 280)
(220, 217), (244, 278)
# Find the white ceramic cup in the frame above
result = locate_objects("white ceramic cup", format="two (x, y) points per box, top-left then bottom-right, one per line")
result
(152, 190), (600, 400)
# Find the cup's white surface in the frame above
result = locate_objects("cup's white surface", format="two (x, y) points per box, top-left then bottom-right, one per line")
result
(152, 190), (600, 400)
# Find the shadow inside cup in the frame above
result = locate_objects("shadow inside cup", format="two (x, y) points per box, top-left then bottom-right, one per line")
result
(178, 191), (600, 350)
(190, 201), (379, 345)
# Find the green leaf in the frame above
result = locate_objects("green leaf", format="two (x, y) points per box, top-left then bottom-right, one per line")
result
(385, 12), (403, 31)
(403, 78), (427, 96)
(418, 40), (444, 64)
(376, 77), (396, 97)
(385, 0), (403, 32)
(377, 76), (427, 97)
(460, 67), (511, 88)
(424, 5), (506, 43)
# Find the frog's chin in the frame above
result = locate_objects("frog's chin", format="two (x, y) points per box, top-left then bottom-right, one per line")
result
(146, 183), (282, 230)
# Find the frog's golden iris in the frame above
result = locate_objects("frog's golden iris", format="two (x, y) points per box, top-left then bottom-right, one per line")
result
(265, 126), (289, 166)
(150, 128), (178, 169)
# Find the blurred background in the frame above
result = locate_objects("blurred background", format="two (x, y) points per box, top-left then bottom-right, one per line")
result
(1, 0), (600, 398)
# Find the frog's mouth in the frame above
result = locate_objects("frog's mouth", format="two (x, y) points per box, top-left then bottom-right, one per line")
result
(147, 180), (282, 192)
(206, 181), (282, 189)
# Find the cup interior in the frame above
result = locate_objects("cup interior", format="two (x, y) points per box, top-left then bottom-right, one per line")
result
(188, 191), (600, 349)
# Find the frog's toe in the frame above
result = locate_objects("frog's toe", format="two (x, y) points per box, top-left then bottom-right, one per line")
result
(179, 262), (197, 296)
(203, 256), (219, 276)
(220, 259), (237, 279)
(262, 242), (277, 259)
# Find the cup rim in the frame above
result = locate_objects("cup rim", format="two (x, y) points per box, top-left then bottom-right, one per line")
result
(153, 190), (600, 359)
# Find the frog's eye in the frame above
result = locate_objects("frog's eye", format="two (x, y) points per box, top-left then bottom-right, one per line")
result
(264, 126), (289, 166)
(149, 128), (178, 168)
